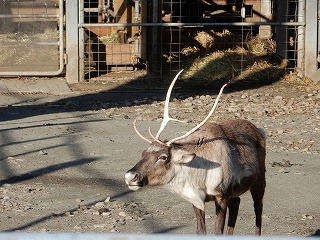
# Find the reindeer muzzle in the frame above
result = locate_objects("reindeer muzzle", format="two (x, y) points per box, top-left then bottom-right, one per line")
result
(125, 171), (146, 191)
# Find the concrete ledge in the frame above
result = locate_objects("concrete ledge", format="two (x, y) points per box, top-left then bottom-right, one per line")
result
(0, 78), (72, 95)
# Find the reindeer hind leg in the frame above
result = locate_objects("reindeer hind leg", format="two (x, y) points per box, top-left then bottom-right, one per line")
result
(226, 196), (240, 235)
(250, 178), (266, 235)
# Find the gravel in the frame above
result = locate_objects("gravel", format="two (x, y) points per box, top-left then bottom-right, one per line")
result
(0, 78), (319, 236)
(96, 83), (319, 155)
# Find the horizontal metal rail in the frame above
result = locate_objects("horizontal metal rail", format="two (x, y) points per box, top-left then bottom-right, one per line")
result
(0, 42), (59, 46)
(79, 21), (305, 28)
(0, 14), (59, 19)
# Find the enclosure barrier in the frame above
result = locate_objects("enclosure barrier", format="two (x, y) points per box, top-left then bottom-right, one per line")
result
(0, 0), (64, 76)
(76, 0), (317, 83)
(0, 233), (311, 240)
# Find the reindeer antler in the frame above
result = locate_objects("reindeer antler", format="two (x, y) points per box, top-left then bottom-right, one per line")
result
(133, 118), (152, 143)
(166, 83), (227, 145)
(155, 69), (186, 139)
(133, 69), (227, 146)
(133, 70), (184, 144)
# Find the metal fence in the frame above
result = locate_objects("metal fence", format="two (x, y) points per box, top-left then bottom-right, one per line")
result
(0, 0), (64, 76)
(78, 0), (310, 82)
(0, 0), (318, 82)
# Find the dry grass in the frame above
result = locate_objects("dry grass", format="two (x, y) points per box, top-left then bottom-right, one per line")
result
(177, 29), (281, 82)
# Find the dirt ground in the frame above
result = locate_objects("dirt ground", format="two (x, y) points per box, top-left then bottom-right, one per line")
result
(0, 76), (319, 237)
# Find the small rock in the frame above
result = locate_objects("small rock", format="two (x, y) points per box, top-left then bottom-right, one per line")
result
(119, 211), (126, 217)
(279, 168), (289, 174)
(39, 150), (48, 155)
(277, 128), (288, 134)
(241, 94), (248, 99)
(102, 211), (111, 216)
(65, 211), (74, 217)
(302, 214), (314, 219)
(98, 207), (109, 215)
(76, 199), (84, 204)
(130, 203), (138, 208)
(94, 223), (107, 228)
(95, 202), (105, 208)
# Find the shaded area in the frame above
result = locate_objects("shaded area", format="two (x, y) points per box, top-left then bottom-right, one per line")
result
(0, 157), (101, 186)
(0, 111), (186, 234)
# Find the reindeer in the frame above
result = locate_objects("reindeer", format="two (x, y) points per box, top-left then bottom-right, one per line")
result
(125, 70), (266, 235)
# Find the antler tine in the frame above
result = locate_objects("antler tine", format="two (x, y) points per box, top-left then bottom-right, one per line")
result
(155, 69), (184, 139)
(133, 118), (152, 143)
(148, 127), (166, 145)
(166, 83), (228, 146)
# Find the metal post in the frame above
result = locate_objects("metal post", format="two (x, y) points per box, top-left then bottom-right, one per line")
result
(259, 0), (272, 39)
(276, 0), (288, 66)
(134, 0), (140, 58)
(66, 0), (79, 84)
(296, 0), (305, 76)
(304, 0), (318, 80)
(151, 0), (160, 73)
(79, 0), (85, 82)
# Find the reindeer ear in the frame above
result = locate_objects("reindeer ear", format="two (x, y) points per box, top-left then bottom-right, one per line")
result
(171, 149), (196, 164)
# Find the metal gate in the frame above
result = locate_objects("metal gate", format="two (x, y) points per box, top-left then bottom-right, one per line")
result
(79, 0), (317, 82)
(0, 0), (64, 76)
(78, 0), (145, 81)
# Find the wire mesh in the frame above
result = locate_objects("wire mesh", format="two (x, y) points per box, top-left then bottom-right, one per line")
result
(81, 0), (305, 82)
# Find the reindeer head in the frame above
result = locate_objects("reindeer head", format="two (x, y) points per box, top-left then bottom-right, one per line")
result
(125, 70), (227, 190)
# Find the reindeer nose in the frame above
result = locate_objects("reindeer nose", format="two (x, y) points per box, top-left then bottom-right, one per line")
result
(125, 171), (140, 182)
(125, 171), (144, 191)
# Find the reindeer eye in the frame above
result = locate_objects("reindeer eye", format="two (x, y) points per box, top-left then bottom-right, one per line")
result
(156, 154), (168, 163)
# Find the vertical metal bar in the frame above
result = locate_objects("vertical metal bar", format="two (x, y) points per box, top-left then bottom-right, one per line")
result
(304, 0), (318, 79)
(296, 0), (305, 76)
(259, 0), (272, 39)
(79, 0), (85, 82)
(140, 0), (147, 62)
(134, 0), (140, 57)
(151, 0), (159, 73)
(66, 0), (80, 83)
(276, 0), (288, 66)
(98, 0), (103, 23)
